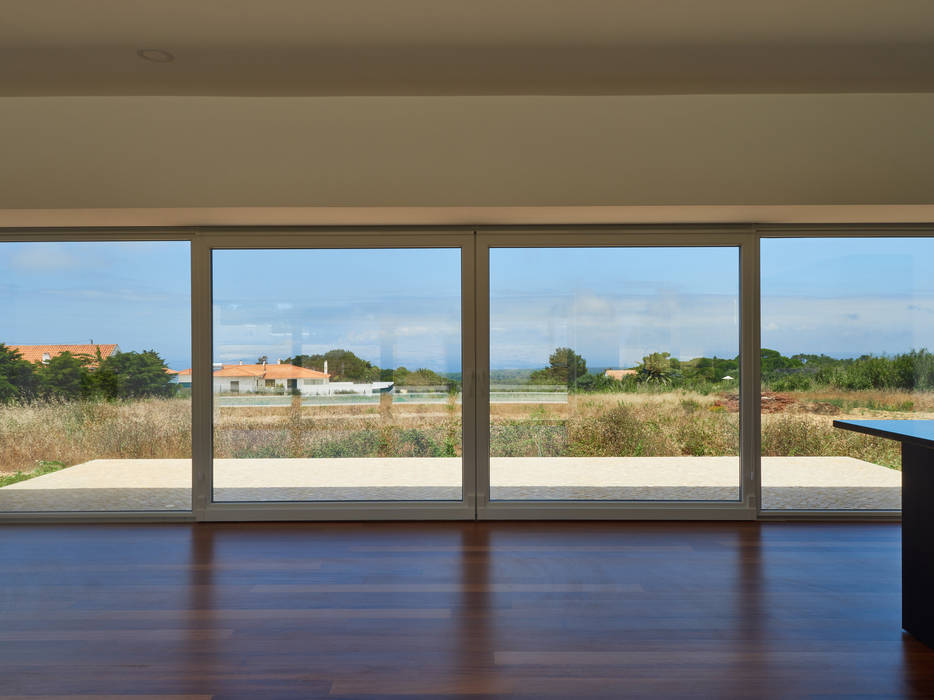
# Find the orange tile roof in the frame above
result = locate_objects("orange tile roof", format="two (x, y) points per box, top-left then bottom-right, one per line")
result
(604, 369), (638, 380)
(262, 364), (329, 380)
(8, 344), (119, 366)
(172, 364), (329, 379)
(214, 364), (266, 377)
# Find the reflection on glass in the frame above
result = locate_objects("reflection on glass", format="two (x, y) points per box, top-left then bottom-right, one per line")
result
(211, 248), (462, 502)
(490, 247), (740, 501)
(0, 242), (192, 512)
(760, 238), (934, 511)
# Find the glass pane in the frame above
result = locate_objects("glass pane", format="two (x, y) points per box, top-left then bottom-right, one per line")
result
(490, 246), (740, 501)
(760, 237), (933, 511)
(0, 241), (192, 512)
(212, 248), (462, 502)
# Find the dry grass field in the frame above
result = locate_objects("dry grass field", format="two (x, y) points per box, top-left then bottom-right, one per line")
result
(2, 388), (931, 480)
(0, 398), (191, 477)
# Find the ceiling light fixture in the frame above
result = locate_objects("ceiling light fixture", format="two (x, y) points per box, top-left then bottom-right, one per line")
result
(137, 49), (175, 63)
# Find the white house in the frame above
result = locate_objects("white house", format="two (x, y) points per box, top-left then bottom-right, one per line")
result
(212, 362), (329, 395)
(169, 362), (399, 396)
(167, 362), (328, 394)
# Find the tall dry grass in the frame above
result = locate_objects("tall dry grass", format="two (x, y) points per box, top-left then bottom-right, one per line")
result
(492, 390), (905, 466)
(0, 398), (191, 473)
(783, 387), (934, 415)
(492, 394), (739, 459)
(760, 413), (900, 468)
(1, 389), (921, 474)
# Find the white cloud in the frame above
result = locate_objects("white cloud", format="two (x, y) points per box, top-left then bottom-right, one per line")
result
(10, 245), (79, 271)
(762, 295), (934, 356)
(39, 288), (178, 304)
(491, 291), (740, 367)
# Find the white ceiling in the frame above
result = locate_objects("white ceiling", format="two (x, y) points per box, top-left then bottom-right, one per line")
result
(3, 0), (934, 95)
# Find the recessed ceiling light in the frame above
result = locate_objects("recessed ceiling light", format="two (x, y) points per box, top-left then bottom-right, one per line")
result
(137, 49), (175, 63)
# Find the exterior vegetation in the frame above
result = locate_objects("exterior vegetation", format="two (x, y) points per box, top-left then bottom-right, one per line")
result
(1, 386), (926, 476)
(558, 347), (934, 395)
(284, 349), (454, 388)
(0, 460), (64, 488)
(0, 344), (175, 401)
(529, 347), (588, 386)
(1, 343), (931, 480)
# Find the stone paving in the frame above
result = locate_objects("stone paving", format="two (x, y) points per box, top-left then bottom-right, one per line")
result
(0, 456), (900, 512)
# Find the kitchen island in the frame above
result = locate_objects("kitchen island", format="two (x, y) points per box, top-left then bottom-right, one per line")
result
(834, 419), (934, 648)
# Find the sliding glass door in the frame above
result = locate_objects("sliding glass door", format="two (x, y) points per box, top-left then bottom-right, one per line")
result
(6, 226), (924, 522)
(203, 234), (475, 519)
(0, 239), (191, 515)
(477, 231), (756, 519)
(759, 236), (933, 513)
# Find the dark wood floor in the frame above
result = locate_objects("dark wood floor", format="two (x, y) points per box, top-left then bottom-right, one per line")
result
(1, 521), (932, 699)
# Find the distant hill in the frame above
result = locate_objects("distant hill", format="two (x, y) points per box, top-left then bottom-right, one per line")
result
(442, 369), (538, 384)
(490, 369), (536, 384)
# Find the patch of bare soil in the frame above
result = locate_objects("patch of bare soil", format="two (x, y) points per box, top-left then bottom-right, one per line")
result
(713, 392), (797, 413)
(803, 401), (842, 415)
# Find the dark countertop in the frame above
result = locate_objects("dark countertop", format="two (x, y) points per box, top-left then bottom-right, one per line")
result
(833, 419), (934, 449)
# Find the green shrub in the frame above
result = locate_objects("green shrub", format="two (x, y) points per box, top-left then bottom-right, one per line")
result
(761, 415), (900, 468)
(769, 374), (813, 392)
(567, 404), (676, 457)
(676, 415), (739, 456)
(491, 421), (567, 457)
(0, 459), (65, 487)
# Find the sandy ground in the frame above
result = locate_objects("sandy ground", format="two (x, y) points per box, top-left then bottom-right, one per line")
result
(0, 456), (900, 512)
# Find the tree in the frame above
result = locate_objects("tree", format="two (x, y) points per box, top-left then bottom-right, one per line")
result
(99, 350), (175, 398)
(390, 366), (410, 385)
(0, 344), (38, 400)
(285, 349), (380, 382)
(37, 351), (92, 399)
(893, 349), (934, 391)
(394, 367), (453, 388)
(256, 354), (268, 365)
(572, 372), (625, 393)
(760, 348), (803, 377)
(88, 347), (119, 398)
(638, 351), (674, 385)
(694, 356), (714, 381)
(529, 347), (587, 386)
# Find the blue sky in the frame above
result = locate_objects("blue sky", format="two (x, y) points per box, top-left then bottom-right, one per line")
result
(491, 247), (739, 368)
(761, 237), (934, 359)
(2, 239), (933, 373)
(213, 249), (461, 372)
(0, 242), (192, 369)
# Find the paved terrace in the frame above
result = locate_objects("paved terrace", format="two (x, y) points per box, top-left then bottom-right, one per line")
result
(0, 456), (900, 512)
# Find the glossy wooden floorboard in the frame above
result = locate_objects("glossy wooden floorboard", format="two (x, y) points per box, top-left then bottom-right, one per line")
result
(1, 522), (933, 699)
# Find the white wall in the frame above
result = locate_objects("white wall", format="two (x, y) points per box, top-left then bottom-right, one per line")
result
(213, 376), (260, 394)
(1, 94), (933, 213)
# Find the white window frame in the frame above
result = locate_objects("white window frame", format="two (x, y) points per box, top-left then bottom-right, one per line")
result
(0, 228), (197, 523)
(1, 223), (930, 522)
(195, 229), (477, 522)
(476, 227), (758, 520)
(755, 224), (932, 520)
